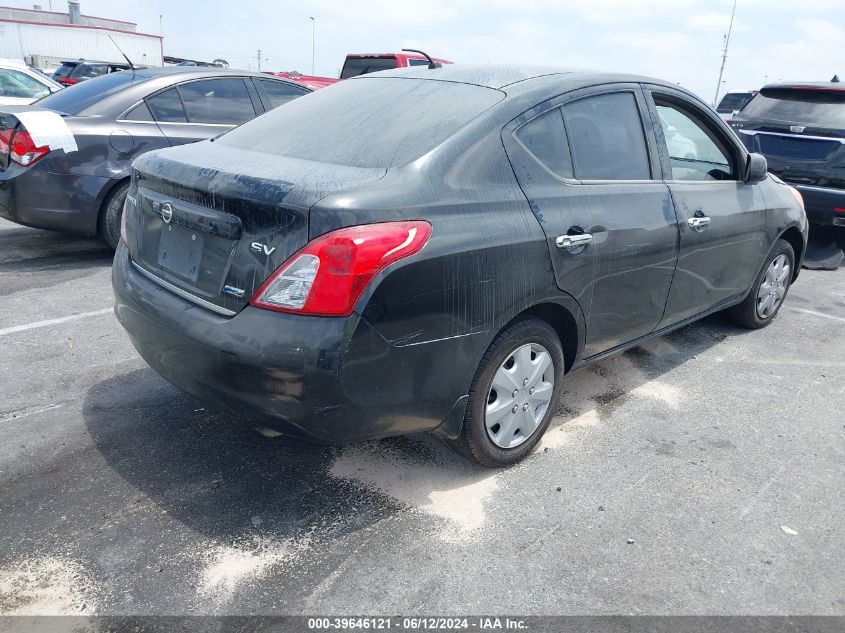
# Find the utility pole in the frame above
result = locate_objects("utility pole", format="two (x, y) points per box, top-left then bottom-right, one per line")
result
(256, 48), (262, 72)
(310, 17), (315, 75)
(713, 0), (737, 107)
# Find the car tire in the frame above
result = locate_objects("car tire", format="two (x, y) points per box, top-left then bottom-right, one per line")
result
(449, 317), (565, 468)
(728, 238), (795, 329)
(98, 181), (129, 251)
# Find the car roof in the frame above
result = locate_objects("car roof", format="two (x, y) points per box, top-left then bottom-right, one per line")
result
(357, 64), (682, 92)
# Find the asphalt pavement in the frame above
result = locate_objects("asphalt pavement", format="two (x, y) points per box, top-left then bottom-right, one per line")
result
(0, 217), (842, 616)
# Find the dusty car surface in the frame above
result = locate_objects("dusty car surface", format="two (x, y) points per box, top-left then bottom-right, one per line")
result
(113, 65), (808, 467)
(0, 67), (311, 248)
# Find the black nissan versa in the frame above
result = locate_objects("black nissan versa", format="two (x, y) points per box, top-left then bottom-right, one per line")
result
(113, 65), (808, 467)
(0, 67), (310, 248)
(731, 82), (845, 227)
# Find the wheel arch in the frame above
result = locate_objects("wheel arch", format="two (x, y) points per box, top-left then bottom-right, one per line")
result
(516, 300), (584, 374)
(778, 225), (804, 281)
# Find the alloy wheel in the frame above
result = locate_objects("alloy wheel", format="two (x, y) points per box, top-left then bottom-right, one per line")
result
(756, 254), (790, 319)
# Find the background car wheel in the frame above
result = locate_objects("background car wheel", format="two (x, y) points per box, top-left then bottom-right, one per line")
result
(98, 181), (129, 251)
(728, 238), (795, 329)
(450, 316), (565, 468)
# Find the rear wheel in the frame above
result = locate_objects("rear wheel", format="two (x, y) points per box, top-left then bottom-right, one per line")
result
(728, 239), (795, 329)
(98, 181), (129, 251)
(450, 317), (564, 468)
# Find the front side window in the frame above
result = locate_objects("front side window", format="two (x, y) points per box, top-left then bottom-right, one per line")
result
(562, 92), (651, 181)
(147, 88), (187, 123)
(655, 99), (733, 181)
(177, 78), (256, 125)
(515, 107), (574, 179)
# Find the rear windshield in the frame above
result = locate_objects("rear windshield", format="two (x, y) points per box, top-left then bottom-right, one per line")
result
(218, 77), (504, 168)
(716, 92), (754, 112)
(52, 64), (78, 79)
(740, 87), (845, 127)
(340, 58), (396, 79)
(35, 71), (143, 114)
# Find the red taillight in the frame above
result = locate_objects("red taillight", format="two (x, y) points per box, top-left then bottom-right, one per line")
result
(10, 130), (50, 166)
(834, 208), (845, 214)
(58, 78), (79, 85)
(251, 221), (432, 317)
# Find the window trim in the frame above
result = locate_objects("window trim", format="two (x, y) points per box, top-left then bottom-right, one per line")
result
(643, 85), (748, 184)
(513, 106), (577, 183)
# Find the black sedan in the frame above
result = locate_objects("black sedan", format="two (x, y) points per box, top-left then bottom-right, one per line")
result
(113, 65), (807, 467)
(0, 67), (310, 248)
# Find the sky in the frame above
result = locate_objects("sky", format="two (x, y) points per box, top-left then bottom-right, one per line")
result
(10, 0), (845, 103)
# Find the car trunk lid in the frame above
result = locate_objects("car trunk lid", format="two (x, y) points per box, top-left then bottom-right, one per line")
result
(125, 141), (386, 315)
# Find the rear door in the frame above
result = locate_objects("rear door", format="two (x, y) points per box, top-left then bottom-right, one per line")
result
(643, 85), (769, 327)
(504, 85), (680, 357)
(145, 77), (260, 146)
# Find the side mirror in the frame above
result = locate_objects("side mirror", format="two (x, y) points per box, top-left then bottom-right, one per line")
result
(745, 152), (768, 183)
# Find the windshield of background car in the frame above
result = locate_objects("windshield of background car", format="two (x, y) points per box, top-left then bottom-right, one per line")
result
(340, 57), (397, 79)
(739, 87), (845, 127)
(218, 77), (505, 168)
(717, 92), (753, 112)
(35, 71), (143, 114)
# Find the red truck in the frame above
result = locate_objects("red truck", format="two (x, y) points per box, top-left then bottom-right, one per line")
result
(340, 52), (453, 79)
(267, 51), (454, 90)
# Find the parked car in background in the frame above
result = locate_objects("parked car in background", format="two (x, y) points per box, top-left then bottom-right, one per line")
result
(113, 65), (807, 468)
(0, 59), (62, 105)
(0, 67), (311, 248)
(731, 82), (845, 227)
(52, 60), (134, 86)
(716, 89), (756, 121)
(339, 52), (453, 79)
(265, 71), (337, 90)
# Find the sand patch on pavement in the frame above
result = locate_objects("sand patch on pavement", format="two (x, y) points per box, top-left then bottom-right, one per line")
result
(197, 535), (310, 600)
(330, 439), (498, 542)
(0, 556), (99, 615)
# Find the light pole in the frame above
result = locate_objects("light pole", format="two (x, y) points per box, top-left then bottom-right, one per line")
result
(713, 0), (737, 107)
(310, 16), (315, 75)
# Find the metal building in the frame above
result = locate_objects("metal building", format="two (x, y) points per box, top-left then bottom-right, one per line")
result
(0, 1), (162, 71)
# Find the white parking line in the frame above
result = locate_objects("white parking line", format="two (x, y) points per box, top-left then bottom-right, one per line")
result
(787, 307), (845, 323)
(0, 307), (113, 337)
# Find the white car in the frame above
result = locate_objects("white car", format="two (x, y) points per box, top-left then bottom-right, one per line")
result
(0, 59), (62, 106)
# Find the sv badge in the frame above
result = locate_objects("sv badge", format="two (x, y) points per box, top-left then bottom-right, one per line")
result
(250, 242), (276, 256)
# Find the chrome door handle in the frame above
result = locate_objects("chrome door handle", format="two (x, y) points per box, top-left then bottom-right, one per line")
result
(555, 233), (593, 251)
(687, 216), (711, 232)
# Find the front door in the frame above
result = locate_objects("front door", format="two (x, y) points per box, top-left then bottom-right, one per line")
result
(504, 85), (680, 358)
(643, 86), (770, 327)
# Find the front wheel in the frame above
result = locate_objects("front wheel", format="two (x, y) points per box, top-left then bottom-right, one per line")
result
(728, 239), (795, 329)
(449, 317), (565, 468)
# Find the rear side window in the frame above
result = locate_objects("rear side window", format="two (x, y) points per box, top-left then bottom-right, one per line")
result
(123, 101), (154, 122)
(177, 78), (256, 125)
(340, 57), (396, 79)
(147, 88), (187, 123)
(739, 87), (845, 127)
(515, 108), (574, 179)
(255, 79), (308, 110)
(563, 92), (651, 181)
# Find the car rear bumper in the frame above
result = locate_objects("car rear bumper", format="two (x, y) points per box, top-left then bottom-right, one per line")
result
(794, 185), (845, 227)
(0, 164), (108, 235)
(111, 245), (473, 443)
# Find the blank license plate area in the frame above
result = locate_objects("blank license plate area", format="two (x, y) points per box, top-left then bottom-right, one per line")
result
(157, 224), (204, 282)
